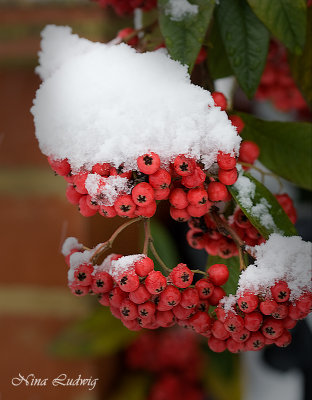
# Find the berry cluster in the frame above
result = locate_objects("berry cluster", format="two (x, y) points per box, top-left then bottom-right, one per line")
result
(95, 0), (156, 15)
(186, 193), (297, 258)
(209, 281), (312, 353)
(66, 247), (228, 334)
(48, 91), (262, 224)
(126, 330), (203, 400)
(256, 41), (308, 113)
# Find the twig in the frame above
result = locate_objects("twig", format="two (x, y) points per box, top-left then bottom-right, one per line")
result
(143, 218), (150, 255)
(91, 217), (142, 263)
(149, 240), (172, 274)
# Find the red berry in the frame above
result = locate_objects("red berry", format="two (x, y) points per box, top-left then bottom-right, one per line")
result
(138, 301), (156, 318)
(237, 292), (259, 313)
(244, 311), (263, 331)
(195, 279), (214, 299)
(173, 155), (196, 176)
(207, 182), (228, 201)
(271, 303), (289, 319)
(231, 328), (251, 343)
(98, 292), (110, 306)
(275, 329), (292, 347)
(218, 168), (238, 186)
(217, 152), (236, 170)
(297, 292), (312, 313)
(180, 287), (199, 309)
(120, 299), (138, 320)
(181, 166), (206, 189)
(66, 184), (82, 205)
(69, 283), (89, 296)
(129, 284), (151, 304)
(156, 310), (175, 327)
(114, 195), (136, 217)
(245, 332), (265, 351)
(149, 169), (171, 189)
(197, 300), (210, 312)
(169, 188), (189, 209)
(239, 141), (260, 164)
(159, 285), (181, 308)
(189, 312), (212, 333)
(122, 318), (141, 331)
(207, 263), (229, 286)
(187, 203), (210, 218)
(261, 318), (284, 339)
(73, 172), (89, 194)
(135, 201), (157, 218)
(92, 271), (114, 293)
(134, 256), (154, 277)
(137, 152), (160, 175)
(109, 287), (128, 308)
(209, 286), (226, 306)
(170, 263), (194, 288)
(271, 281), (290, 302)
(110, 306), (121, 320)
(92, 163), (110, 176)
(282, 317), (297, 330)
(187, 187), (208, 207)
(78, 195), (98, 217)
(228, 115), (245, 134)
(208, 336), (227, 352)
(99, 205), (117, 218)
(117, 27), (138, 47)
(212, 320), (230, 340)
(131, 182), (155, 206)
(186, 229), (205, 250)
(154, 187), (170, 200)
(172, 304), (195, 320)
(234, 209), (252, 229)
(116, 270), (140, 292)
(145, 270), (167, 294)
(74, 264), (93, 286)
(260, 299), (278, 315)
(48, 157), (71, 176)
(212, 92), (227, 111)
(226, 337), (244, 353)
(170, 207), (190, 222)
(224, 313), (244, 333)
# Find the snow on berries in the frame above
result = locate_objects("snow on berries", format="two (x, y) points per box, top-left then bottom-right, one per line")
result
(31, 25), (245, 220)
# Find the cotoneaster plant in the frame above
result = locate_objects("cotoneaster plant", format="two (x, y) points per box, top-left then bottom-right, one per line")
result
(32, 0), (312, 354)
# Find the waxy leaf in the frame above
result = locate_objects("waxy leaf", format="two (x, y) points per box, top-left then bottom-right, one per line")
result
(217, 0), (269, 98)
(247, 0), (307, 54)
(238, 112), (312, 190)
(158, 0), (215, 72)
(229, 172), (297, 239)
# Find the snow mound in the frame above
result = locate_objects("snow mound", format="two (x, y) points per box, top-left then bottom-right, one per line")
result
(31, 25), (240, 172)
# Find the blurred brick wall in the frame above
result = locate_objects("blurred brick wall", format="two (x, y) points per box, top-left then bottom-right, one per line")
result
(0, 2), (137, 399)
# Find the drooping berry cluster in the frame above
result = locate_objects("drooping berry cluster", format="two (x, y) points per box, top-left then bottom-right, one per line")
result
(126, 329), (203, 400)
(256, 41), (308, 113)
(95, 0), (157, 15)
(208, 281), (312, 353)
(186, 193), (297, 258)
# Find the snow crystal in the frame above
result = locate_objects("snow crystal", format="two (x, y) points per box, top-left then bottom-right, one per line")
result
(85, 174), (132, 206)
(61, 236), (82, 256)
(233, 174), (278, 232)
(166, 0), (198, 21)
(93, 253), (121, 275)
(108, 254), (144, 278)
(31, 25), (240, 172)
(233, 174), (255, 209)
(220, 294), (237, 314)
(238, 234), (312, 301)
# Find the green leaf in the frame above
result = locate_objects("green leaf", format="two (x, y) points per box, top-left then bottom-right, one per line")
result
(238, 112), (312, 190)
(158, 0), (215, 72)
(147, 219), (179, 270)
(207, 18), (233, 79)
(247, 0), (307, 54)
(289, 7), (312, 108)
(50, 307), (138, 358)
(229, 172), (297, 239)
(207, 255), (240, 296)
(217, 0), (269, 98)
